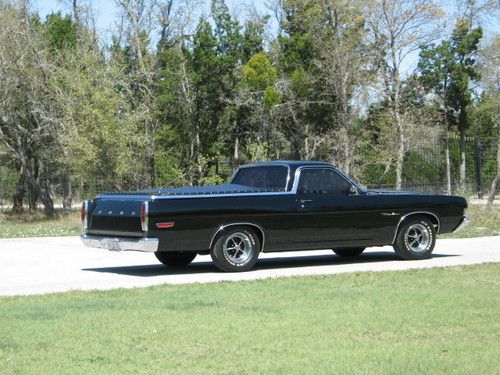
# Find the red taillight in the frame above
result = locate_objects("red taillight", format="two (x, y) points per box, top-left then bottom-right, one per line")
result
(81, 200), (88, 228)
(140, 201), (149, 232)
(156, 222), (175, 229)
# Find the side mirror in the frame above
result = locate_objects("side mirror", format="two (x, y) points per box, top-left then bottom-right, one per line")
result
(348, 185), (359, 195)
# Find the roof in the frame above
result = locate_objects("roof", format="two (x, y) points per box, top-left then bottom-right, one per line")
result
(239, 160), (333, 168)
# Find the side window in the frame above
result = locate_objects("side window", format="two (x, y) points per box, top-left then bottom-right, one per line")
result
(298, 169), (351, 195)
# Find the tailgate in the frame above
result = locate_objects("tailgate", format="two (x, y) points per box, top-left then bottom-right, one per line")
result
(87, 195), (149, 237)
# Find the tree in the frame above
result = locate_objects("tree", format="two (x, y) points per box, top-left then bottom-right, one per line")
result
(115, 0), (158, 188)
(420, 21), (482, 192)
(155, 42), (195, 185)
(312, 0), (372, 174)
(0, 3), (64, 216)
(478, 36), (499, 208)
(237, 53), (281, 160)
(365, 0), (443, 189)
(190, 17), (220, 181)
(275, 0), (322, 160)
(419, 41), (456, 194)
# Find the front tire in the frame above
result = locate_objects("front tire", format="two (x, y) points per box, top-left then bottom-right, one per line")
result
(393, 216), (436, 260)
(210, 227), (260, 272)
(155, 251), (197, 267)
(333, 248), (365, 258)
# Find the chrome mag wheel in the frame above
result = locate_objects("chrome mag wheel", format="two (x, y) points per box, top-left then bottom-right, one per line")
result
(223, 232), (253, 264)
(404, 223), (431, 253)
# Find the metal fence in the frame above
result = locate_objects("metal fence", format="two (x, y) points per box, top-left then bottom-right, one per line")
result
(367, 136), (497, 197)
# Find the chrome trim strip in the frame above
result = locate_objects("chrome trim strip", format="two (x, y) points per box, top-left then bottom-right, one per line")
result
(80, 234), (159, 252)
(151, 191), (294, 200)
(452, 216), (470, 233)
(208, 222), (266, 252)
(391, 211), (441, 244)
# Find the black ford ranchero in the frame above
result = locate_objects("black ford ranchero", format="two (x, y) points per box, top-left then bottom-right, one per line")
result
(81, 161), (469, 272)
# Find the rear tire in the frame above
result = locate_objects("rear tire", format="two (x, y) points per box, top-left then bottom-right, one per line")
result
(333, 248), (365, 258)
(393, 216), (436, 260)
(210, 227), (260, 272)
(155, 251), (197, 267)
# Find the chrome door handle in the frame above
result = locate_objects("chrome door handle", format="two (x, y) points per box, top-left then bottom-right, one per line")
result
(381, 212), (400, 216)
(299, 199), (313, 205)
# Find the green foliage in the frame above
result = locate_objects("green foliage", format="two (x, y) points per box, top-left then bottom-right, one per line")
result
(279, 0), (321, 72)
(0, 166), (16, 204)
(243, 53), (277, 90)
(246, 141), (270, 162)
(42, 12), (78, 51)
(61, 52), (145, 195)
(242, 17), (267, 61)
(419, 20), (483, 130)
(263, 86), (282, 109)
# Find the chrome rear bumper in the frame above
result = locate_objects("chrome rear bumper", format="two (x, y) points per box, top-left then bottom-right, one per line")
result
(80, 234), (159, 252)
(452, 216), (470, 233)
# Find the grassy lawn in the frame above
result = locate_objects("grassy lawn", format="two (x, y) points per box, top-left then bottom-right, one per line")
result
(0, 264), (499, 374)
(0, 209), (81, 238)
(442, 204), (500, 238)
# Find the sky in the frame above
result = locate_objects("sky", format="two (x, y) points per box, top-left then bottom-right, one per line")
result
(33, 0), (275, 37)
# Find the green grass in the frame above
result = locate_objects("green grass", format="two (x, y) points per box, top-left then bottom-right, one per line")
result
(0, 209), (81, 238)
(442, 204), (500, 238)
(0, 264), (499, 374)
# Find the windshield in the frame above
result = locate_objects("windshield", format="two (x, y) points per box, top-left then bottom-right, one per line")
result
(231, 166), (288, 190)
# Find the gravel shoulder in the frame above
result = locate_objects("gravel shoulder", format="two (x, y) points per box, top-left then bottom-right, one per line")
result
(0, 236), (499, 296)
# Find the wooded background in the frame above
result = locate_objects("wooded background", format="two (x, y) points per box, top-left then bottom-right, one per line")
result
(0, 0), (498, 216)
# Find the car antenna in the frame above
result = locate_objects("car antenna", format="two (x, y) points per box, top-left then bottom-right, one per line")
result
(157, 176), (182, 192)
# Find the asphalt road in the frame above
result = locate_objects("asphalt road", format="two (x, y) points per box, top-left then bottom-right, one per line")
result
(0, 236), (499, 296)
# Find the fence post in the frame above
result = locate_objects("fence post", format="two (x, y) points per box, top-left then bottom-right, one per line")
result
(474, 138), (483, 198)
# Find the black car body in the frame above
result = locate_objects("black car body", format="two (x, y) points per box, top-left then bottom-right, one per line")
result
(81, 161), (469, 271)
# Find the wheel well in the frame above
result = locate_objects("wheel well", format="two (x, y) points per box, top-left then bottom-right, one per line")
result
(392, 212), (440, 244)
(209, 223), (265, 252)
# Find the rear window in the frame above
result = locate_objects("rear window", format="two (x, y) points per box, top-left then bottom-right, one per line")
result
(232, 166), (288, 190)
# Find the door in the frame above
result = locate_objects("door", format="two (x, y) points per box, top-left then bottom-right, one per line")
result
(294, 168), (386, 248)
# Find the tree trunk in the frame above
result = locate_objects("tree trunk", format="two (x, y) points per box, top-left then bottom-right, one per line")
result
(459, 133), (466, 191)
(445, 136), (452, 195)
(233, 121), (239, 166)
(72, 0), (79, 24)
(62, 174), (73, 215)
(289, 106), (302, 160)
(27, 157), (39, 212)
(148, 152), (155, 188)
(442, 107), (452, 195)
(195, 124), (203, 181)
(39, 181), (55, 217)
(395, 121), (404, 190)
(390, 45), (404, 190)
(341, 126), (351, 175)
(12, 167), (26, 214)
(486, 134), (500, 209)
(339, 73), (351, 174)
(393, 90), (404, 189)
(458, 105), (467, 191)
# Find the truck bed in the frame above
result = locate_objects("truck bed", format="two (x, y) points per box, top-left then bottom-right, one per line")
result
(101, 183), (286, 197)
